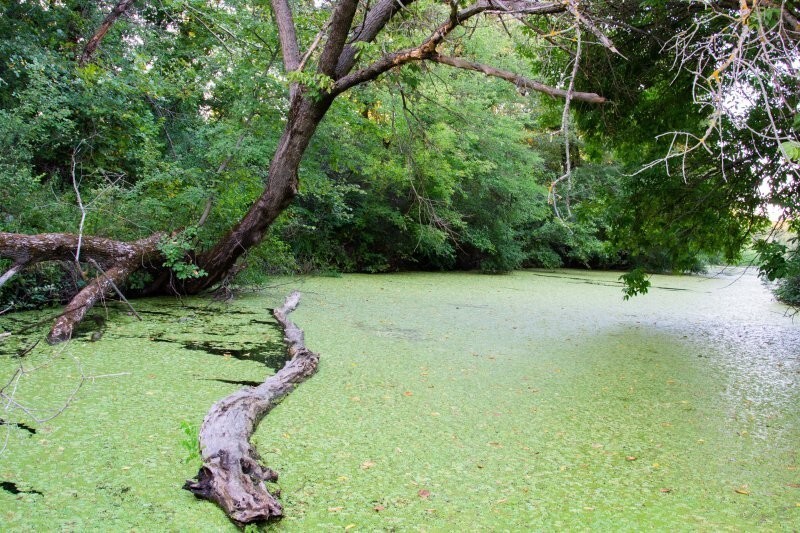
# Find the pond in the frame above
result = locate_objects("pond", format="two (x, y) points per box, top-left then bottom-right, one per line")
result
(1, 268), (798, 530)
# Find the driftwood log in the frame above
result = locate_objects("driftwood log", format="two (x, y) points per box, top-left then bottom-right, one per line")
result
(184, 291), (319, 523)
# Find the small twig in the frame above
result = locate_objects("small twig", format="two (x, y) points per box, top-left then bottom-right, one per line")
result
(298, 21), (331, 72)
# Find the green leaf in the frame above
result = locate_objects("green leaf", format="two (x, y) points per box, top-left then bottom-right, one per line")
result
(779, 141), (800, 162)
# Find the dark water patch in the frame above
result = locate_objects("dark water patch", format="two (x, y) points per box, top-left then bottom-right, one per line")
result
(1, 481), (42, 495)
(204, 378), (265, 388)
(249, 319), (276, 325)
(151, 337), (288, 369)
(0, 418), (36, 435)
(136, 310), (178, 317)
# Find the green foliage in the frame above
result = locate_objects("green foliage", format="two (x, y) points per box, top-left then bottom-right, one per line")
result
(158, 228), (207, 280)
(754, 237), (800, 306)
(287, 71), (335, 101)
(179, 420), (201, 466)
(779, 141), (800, 163)
(0, 261), (79, 311)
(620, 268), (651, 300)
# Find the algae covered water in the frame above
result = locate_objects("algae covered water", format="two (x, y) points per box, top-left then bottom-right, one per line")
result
(0, 268), (798, 530)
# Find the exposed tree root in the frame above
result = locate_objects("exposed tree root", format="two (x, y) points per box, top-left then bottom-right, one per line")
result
(184, 291), (320, 524)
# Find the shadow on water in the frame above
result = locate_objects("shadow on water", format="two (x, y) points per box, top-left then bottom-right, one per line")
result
(150, 337), (288, 370)
(0, 418), (36, 435)
(202, 378), (266, 388)
(1, 481), (42, 496)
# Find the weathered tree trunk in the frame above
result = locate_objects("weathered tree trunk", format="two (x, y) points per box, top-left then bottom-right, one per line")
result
(0, 94), (331, 342)
(184, 291), (319, 523)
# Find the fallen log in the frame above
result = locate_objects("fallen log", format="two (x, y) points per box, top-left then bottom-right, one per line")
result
(184, 291), (320, 524)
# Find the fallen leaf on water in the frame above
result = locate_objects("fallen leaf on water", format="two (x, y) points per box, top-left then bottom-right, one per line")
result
(418, 489), (431, 499)
(360, 460), (375, 470)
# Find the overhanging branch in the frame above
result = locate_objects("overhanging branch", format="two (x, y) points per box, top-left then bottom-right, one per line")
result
(333, 0), (567, 93)
(431, 54), (606, 103)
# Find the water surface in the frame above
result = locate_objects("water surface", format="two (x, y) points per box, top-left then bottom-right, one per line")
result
(0, 268), (797, 530)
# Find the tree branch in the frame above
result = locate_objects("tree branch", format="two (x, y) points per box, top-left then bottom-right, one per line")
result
(270, 0), (301, 72)
(333, 0), (566, 93)
(318, 0), (361, 78)
(78, 0), (137, 67)
(335, 0), (418, 78)
(432, 54), (606, 103)
(0, 262), (24, 290)
(0, 232), (162, 267)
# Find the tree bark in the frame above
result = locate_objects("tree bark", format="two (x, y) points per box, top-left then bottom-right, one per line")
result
(184, 291), (319, 524)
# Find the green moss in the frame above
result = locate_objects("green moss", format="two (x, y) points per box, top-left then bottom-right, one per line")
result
(1, 268), (799, 530)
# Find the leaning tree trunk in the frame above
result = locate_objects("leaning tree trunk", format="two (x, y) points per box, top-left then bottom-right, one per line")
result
(182, 95), (332, 293)
(184, 291), (319, 523)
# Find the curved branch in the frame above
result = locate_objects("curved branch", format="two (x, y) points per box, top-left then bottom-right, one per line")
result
(184, 291), (320, 524)
(78, 0), (137, 66)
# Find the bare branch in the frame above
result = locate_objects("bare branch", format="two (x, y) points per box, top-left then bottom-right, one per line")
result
(0, 263), (24, 290)
(0, 232), (162, 267)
